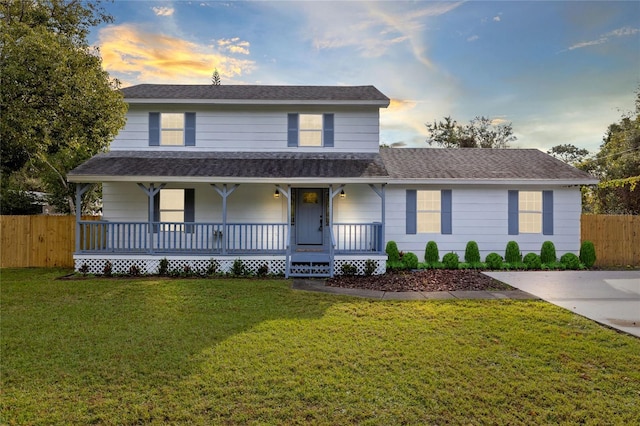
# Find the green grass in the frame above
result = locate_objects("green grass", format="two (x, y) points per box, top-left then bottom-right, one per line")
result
(2, 268), (639, 425)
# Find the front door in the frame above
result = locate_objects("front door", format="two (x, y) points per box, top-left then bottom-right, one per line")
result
(296, 189), (324, 245)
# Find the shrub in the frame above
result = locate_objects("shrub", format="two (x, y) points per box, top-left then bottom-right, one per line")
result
(341, 263), (358, 276)
(231, 258), (248, 276)
(504, 241), (522, 264)
(79, 263), (90, 276)
(540, 241), (557, 264)
(385, 241), (400, 262)
(128, 264), (141, 276)
(485, 253), (503, 270)
(424, 241), (439, 263)
(579, 241), (596, 268)
(402, 252), (419, 269)
(103, 261), (113, 277)
(364, 259), (377, 276)
(464, 241), (481, 263)
(523, 253), (542, 270)
(257, 264), (269, 277)
(442, 252), (459, 269)
(386, 260), (404, 271)
(206, 259), (219, 276)
(560, 253), (581, 270)
(158, 258), (169, 276)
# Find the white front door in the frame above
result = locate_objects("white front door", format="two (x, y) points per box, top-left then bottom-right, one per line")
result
(296, 189), (324, 245)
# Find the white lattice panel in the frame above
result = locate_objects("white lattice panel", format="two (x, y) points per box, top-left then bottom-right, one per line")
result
(334, 259), (386, 276)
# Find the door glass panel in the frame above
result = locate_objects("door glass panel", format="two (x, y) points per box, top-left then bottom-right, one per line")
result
(302, 192), (318, 204)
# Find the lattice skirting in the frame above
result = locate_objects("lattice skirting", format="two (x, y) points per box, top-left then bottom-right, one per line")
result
(74, 254), (387, 276)
(74, 254), (287, 275)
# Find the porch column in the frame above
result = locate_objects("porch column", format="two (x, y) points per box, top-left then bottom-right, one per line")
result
(368, 183), (386, 252)
(137, 183), (165, 253)
(74, 183), (91, 253)
(212, 184), (239, 255)
(275, 184), (292, 250)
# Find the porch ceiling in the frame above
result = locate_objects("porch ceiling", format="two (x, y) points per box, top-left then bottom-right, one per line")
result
(67, 151), (389, 183)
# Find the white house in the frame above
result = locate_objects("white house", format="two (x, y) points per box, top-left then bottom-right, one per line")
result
(68, 84), (597, 277)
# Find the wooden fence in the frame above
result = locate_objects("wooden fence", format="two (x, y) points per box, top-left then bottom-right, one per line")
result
(581, 214), (640, 267)
(0, 215), (99, 268)
(1, 214), (639, 268)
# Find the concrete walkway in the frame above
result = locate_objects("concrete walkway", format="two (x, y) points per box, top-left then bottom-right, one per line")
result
(485, 271), (640, 338)
(292, 279), (538, 301)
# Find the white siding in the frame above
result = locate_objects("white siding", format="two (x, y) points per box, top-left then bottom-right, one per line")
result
(110, 105), (381, 153)
(385, 185), (583, 260)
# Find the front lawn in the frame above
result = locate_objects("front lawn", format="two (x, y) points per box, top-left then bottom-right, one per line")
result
(2, 268), (639, 424)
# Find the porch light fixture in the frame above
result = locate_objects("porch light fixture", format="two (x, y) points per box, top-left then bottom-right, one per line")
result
(274, 189), (280, 198)
(340, 189), (346, 198)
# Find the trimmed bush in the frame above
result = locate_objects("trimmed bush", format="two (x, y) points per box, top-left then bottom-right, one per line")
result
(464, 241), (481, 263)
(485, 252), (503, 270)
(341, 263), (357, 276)
(560, 253), (581, 270)
(424, 241), (439, 263)
(579, 241), (596, 268)
(540, 241), (557, 264)
(402, 252), (419, 269)
(364, 259), (377, 276)
(442, 252), (459, 269)
(523, 253), (542, 270)
(505, 241), (522, 264)
(158, 258), (169, 276)
(386, 241), (400, 262)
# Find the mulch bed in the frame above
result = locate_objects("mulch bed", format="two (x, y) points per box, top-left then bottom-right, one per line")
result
(326, 269), (514, 292)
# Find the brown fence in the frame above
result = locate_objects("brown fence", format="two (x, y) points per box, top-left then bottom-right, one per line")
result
(581, 214), (640, 267)
(1, 214), (639, 268)
(0, 215), (100, 268)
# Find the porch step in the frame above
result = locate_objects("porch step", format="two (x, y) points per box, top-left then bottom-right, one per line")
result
(288, 252), (332, 278)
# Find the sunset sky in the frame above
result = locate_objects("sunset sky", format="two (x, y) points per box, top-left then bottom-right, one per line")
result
(89, 1), (640, 153)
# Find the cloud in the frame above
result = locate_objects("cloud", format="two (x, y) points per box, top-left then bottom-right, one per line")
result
(566, 26), (639, 51)
(467, 35), (479, 42)
(493, 15), (501, 22)
(97, 24), (255, 84)
(152, 7), (174, 17)
(217, 37), (250, 55)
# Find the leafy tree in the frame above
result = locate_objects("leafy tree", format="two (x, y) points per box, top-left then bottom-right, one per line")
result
(425, 115), (516, 148)
(0, 0), (127, 214)
(547, 144), (589, 166)
(211, 68), (221, 85)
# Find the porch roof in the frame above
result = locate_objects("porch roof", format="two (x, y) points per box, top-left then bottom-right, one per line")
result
(67, 151), (389, 183)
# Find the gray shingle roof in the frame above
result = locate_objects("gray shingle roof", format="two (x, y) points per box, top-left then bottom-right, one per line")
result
(121, 84), (390, 104)
(379, 147), (597, 181)
(68, 148), (597, 184)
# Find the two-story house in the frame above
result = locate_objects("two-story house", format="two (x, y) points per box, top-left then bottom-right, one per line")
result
(68, 84), (597, 277)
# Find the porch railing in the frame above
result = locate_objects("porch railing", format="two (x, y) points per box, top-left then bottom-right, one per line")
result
(77, 221), (288, 254)
(332, 222), (383, 253)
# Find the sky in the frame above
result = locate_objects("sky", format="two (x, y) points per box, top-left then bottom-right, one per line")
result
(89, 0), (640, 153)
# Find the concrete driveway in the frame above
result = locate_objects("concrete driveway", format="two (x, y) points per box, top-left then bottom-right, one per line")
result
(484, 271), (640, 338)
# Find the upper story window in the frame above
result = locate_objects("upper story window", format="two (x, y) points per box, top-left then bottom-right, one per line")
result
(288, 113), (334, 147)
(149, 112), (196, 146)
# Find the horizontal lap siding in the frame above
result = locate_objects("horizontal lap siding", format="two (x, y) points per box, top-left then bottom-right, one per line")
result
(110, 106), (380, 152)
(385, 185), (583, 259)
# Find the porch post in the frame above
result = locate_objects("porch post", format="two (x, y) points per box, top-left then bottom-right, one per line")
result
(212, 184), (239, 255)
(368, 183), (386, 252)
(275, 184), (292, 249)
(137, 183), (165, 253)
(75, 183), (91, 253)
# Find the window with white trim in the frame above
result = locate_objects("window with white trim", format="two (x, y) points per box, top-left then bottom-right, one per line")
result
(417, 190), (441, 233)
(518, 191), (542, 233)
(298, 114), (323, 146)
(160, 113), (185, 146)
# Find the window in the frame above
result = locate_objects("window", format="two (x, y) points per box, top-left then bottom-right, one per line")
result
(508, 190), (553, 235)
(160, 113), (184, 146)
(406, 189), (452, 234)
(417, 190), (441, 233)
(287, 113), (334, 147)
(149, 112), (196, 146)
(159, 189), (185, 222)
(518, 191), (542, 233)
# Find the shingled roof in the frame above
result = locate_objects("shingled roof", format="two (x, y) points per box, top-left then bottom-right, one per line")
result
(68, 148), (597, 185)
(121, 84), (390, 106)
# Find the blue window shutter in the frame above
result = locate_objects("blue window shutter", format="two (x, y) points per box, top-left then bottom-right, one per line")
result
(185, 113), (196, 146)
(508, 190), (519, 235)
(441, 189), (452, 234)
(287, 113), (298, 147)
(149, 113), (160, 146)
(542, 190), (554, 235)
(406, 190), (417, 234)
(323, 114), (334, 147)
(184, 189), (195, 233)
(153, 192), (160, 222)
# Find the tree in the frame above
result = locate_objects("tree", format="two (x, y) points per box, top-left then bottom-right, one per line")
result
(425, 116), (516, 148)
(547, 144), (590, 165)
(0, 0), (127, 214)
(211, 68), (221, 85)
